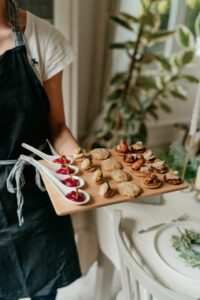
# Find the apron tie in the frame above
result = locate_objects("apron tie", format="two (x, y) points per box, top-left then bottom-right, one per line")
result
(0, 143), (47, 226)
(6, 158), (46, 226)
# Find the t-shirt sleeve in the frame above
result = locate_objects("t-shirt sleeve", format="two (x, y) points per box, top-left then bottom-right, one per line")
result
(43, 26), (75, 82)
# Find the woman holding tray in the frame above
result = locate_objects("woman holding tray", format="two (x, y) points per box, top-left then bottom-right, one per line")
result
(0, 0), (81, 299)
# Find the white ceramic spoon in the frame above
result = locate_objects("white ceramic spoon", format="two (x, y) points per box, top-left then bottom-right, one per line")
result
(22, 143), (73, 165)
(21, 155), (90, 206)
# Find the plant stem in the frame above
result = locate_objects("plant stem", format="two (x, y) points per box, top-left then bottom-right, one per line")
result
(122, 25), (144, 103)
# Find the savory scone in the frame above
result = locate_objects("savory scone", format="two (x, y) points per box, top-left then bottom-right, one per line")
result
(102, 158), (122, 171)
(118, 182), (142, 197)
(111, 170), (130, 182)
(91, 148), (110, 160)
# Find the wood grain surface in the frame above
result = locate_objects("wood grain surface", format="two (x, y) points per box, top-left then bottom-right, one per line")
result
(41, 150), (188, 216)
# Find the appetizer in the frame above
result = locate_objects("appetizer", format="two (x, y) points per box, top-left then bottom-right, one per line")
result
(53, 153), (71, 164)
(123, 153), (137, 164)
(56, 164), (76, 175)
(143, 173), (162, 189)
(102, 158), (122, 171)
(91, 148), (110, 160)
(117, 182), (142, 198)
(131, 159), (150, 177)
(111, 170), (130, 183)
(130, 141), (146, 154)
(114, 139), (129, 155)
(93, 168), (104, 184)
(99, 181), (113, 198)
(73, 148), (85, 161)
(151, 159), (168, 174)
(143, 149), (155, 162)
(61, 176), (80, 188)
(66, 188), (86, 203)
(81, 155), (95, 172)
(164, 171), (182, 185)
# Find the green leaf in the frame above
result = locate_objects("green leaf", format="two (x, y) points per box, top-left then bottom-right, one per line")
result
(181, 75), (199, 83)
(170, 89), (187, 100)
(147, 104), (158, 120)
(154, 54), (171, 71)
(177, 25), (195, 48)
(148, 30), (175, 44)
(110, 72), (126, 85)
(109, 15), (133, 31)
(181, 50), (194, 65)
(140, 12), (160, 31)
(106, 89), (122, 102)
(119, 12), (138, 23)
(137, 76), (157, 90)
(109, 43), (126, 49)
(160, 102), (172, 113)
(195, 12), (200, 37)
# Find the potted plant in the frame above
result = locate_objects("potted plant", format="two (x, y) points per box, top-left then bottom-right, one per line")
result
(93, 0), (199, 148)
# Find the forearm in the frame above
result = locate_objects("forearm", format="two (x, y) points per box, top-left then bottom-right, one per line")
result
(50, 125), (79, 156)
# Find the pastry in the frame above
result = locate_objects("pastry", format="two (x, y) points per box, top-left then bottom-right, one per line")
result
(118, 182), (142, 198)
(151, 159), (168, 174)
(114, 139), (129, 155)
(130, 141), (146, 154)
(73, 148), (86, 161)
(143, 173), (162, 189)
(102, 158), (122, 171)
(99, 181), (113, 198)
(123, 153), (137, 164)
(164, 171), (182, 185)
(143, 149), (155, 162)
(93, 168), (104, 184)
(111, 170), (130, 182)
(131, 159), (150, 177)
(81, 155), (95, 172)
(91, 148), (110, 160)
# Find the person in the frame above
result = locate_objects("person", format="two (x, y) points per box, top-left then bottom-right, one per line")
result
(0, 0), (81, 299)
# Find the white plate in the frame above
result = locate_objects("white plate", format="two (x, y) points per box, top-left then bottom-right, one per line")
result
(154, 221), (200, 281)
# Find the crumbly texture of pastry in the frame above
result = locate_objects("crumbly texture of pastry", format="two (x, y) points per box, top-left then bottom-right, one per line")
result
(164, 173), (182, 185)
(102, 158), (122, 171)
(91, 148), (110, 160)
(118, 182), (142, 197)
(111, 170), (130, 182)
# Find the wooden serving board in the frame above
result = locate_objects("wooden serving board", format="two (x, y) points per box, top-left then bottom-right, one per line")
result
(41, 150), (188, 216)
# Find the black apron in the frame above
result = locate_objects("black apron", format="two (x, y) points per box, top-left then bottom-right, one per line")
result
(0, 2), (81, 298)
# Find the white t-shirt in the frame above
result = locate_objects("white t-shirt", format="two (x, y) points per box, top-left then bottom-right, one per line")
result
(24, 11), (75, 84)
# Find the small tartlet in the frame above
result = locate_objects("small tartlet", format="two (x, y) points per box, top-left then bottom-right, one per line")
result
(164, 171), (182, 185)
(131, 159), (151, 177)
(151, 159), (168, 174)
(123, 153), (138, 164)
(99, 181), (114, 198)
(142, 173), (162, 189)
(114, 140), (129, 155)
(81, 155), (95, 172)
(143, 149), (155, 162)
(93, 168), (104, 184)
(130, 141), (146, 154)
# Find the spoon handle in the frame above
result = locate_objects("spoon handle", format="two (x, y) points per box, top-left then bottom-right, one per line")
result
(21, 155), (72, 194)
(22, 143), (53, 161)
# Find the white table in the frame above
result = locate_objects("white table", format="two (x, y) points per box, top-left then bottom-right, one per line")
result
(94, 190), (200, 300)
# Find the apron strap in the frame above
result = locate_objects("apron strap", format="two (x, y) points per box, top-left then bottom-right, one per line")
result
(6, 0), (25, 47)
